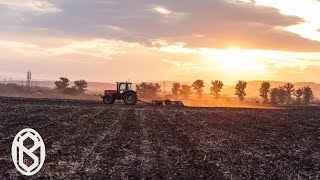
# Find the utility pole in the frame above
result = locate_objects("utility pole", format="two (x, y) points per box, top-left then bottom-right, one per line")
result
(26, 70), (31, 88)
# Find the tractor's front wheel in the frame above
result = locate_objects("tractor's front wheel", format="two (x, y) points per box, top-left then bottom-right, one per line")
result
(123, 92), (138, 105)
(103, 95), (115, 104)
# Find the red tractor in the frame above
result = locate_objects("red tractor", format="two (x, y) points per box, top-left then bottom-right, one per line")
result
(101, 82), (138, 105)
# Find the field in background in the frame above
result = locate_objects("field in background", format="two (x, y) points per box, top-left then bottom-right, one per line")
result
(0, 97), (319, 179)
(2, 80), (320, 98)
(0, 84), (316, 109)
(0, 83), (101, 101)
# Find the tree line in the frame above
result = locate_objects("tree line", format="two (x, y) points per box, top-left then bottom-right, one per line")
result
(52, 77), (315, 104)
(136, 80), (225, 99)
(260, 82), (313, 105)
(55, 77), (88, 95)
(136, 80), (315, 105)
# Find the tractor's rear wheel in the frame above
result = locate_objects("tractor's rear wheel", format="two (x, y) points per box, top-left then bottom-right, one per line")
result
(165, 99), (171, 106)
(103, 95), (115, 104)
(123, 92), (138, 105)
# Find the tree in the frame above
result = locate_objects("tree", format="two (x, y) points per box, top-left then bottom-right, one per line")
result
(55, 77), (69, 91)
(63, 86), (78, 95)
(259, 81), (270, 103)
(180, 84), (192, 98)
(235, 80), (247, 101)
(270, 88), (279, 104)
(136, 82), (161, 98)
(295, 88), (303, 104)
(210, 80), (223, 99)
(192, 80), (205, 98)
(74, 80), (88, 94)
(284, 83), (295, 104)
(171, 83), (181, 96)
(303, 86), (313, 104)
(278, 86), (287, 104)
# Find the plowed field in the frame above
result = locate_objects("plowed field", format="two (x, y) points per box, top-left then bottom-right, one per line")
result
(0, 97), (319, 179)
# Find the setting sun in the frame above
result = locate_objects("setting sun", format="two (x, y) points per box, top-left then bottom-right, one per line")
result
(215, 48), (266, 72)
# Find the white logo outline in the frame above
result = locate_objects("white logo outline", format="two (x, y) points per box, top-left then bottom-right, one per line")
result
(11, 128), (46, 176)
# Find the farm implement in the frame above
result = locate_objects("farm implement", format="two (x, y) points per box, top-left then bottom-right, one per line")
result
(150, 100), (185, 107)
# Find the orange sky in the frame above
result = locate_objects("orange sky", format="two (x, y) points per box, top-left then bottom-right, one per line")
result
(0, 0), (320, 84)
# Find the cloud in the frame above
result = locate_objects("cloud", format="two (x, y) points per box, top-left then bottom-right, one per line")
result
(0, 40), (47, 56)
(154, 6), (172, 15)
(2, 0), (320, 52)
(0, 0), (61, 13)
(160, 59), (209, 73)
(0, 39), (139, 59)
(48, 39), (132, 59)
(181, 23), (320, 52)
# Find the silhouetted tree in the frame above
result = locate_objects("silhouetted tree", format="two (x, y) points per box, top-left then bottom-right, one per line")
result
(136, 82), (161, 98)
(180, 84), (192, 98)
(63, 86), (78, 95)
(284, 83), (295, 104)
(295, 88), (303, 104)
(74, 80), (88, 94)
(278, 86), (286, 104)
(259, 81), (270, 103)
(55, 77), (69, 91)
(235, 80), (247, 101)
(210, 80), (223, 99)
(303, 86), (313, 104)
(270, 88), (279, 104)
(171, 83), (181, 96)
(192, 80), (204, 98)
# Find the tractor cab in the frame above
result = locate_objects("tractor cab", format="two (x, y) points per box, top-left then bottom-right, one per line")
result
(118, 82), (132, 94)
(102, 82), (138, 105)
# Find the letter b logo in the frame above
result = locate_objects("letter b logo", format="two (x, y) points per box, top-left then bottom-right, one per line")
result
(11, 128), (46, 176)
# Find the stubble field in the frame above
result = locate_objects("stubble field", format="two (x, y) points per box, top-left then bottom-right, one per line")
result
(0, 97), (319, 179)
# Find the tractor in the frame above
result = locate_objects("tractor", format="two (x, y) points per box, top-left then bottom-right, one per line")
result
(101, 82), (138, 105)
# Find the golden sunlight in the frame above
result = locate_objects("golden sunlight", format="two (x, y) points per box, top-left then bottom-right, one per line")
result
(207, 48), (267, 72)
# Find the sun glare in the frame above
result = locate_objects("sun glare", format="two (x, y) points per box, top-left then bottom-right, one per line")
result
(213, 48), (266, 72)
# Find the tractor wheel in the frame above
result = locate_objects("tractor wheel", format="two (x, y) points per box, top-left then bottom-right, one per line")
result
(103, 95), (115, 104)
(165, 99), (171, 106)
(123, 92), (138, 105)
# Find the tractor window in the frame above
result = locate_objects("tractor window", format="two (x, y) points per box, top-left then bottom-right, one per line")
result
(119, 84), (126, 93)
(119, 83), (132, 93)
